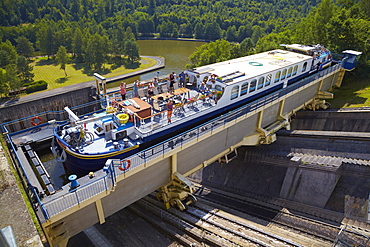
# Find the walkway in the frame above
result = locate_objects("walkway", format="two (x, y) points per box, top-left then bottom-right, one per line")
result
(0, 56), (164, 108)
(0, 144), (44, 246)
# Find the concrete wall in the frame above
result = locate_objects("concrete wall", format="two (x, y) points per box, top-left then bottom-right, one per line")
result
(291, 111), (370, 132)
(0, 85), (95, 124)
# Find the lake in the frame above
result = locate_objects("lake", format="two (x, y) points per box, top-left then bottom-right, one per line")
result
(108, 39), (206, 88)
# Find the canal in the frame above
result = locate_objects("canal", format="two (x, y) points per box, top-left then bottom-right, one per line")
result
(107, 39), (206, 88)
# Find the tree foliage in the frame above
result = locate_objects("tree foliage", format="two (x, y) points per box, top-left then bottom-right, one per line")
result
(55, 46), (69, 76)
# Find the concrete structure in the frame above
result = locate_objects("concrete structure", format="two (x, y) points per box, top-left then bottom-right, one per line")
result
(28, 65), (347, 246)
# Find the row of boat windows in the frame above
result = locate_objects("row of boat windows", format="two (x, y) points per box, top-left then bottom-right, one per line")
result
(230, 63), (307, 100)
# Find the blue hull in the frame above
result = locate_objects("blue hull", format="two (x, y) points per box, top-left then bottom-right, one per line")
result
(62, 146), (139, 176)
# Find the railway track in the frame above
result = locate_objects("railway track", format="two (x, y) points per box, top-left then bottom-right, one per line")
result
(126, 183), (369, 246)
(192, 183), (369, 246)
(132, 195), (302, 246)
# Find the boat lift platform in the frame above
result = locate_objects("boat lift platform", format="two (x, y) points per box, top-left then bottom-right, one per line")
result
(1, 63), (360, 247)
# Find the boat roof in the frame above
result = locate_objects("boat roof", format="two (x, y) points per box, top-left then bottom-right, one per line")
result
(342, 50), (362, 56)
(283, 44), (318, 52)
(191, 49), (312, 85)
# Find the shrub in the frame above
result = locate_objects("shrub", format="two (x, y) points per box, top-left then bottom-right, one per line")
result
(26, 80), (48, 94)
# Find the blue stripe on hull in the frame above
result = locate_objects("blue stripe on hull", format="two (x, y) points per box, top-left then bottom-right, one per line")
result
(63, 147), (139, 176)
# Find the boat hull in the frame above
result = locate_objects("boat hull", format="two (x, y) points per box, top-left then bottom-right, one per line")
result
(55, 138), (139, 176)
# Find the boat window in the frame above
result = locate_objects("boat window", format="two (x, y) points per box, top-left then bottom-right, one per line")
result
(274, 71), (281, 83)
(231, 85), (239, 100)
(293, 65), (298, 76)
(241, 82), (248, 96)
(287, 67), (293, 78)
(302, 62), (307, 72)
(322, 57), (326, 62)
(281, 69), (287, 80)
(249, 79), (256, 92)
(265, 74), (272, 86)
(257, 77), (264, 89)
(215, 85), (223, 91)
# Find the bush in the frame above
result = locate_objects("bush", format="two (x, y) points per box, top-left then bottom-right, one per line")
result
(25, 80), (48, 94)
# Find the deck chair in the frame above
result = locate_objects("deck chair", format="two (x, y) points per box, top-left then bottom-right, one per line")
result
(152, 87), (159, 95)
(153, 101), (163, 112)
(173, 82), (179, 90)
(138, 88), (148, 101)
(161, 84), (168, 93)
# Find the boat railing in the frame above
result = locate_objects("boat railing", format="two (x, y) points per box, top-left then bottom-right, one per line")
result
(3, 64), (342, 220)
(41, 173), (113, 219)
(133, 92), (216, 134)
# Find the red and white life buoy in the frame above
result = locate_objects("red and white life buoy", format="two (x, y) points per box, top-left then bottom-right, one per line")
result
(119, 159), (131, 171)
(31, 116), (42, 126)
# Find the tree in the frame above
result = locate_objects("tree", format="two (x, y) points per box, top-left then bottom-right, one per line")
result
(37, 23), (56, 59)
(204, 22), (221, 40)
(16, 56), (34, 83)
(189, 39), (232, 67)
(5, 64), (21, 91)
(0, 41), (17, 67)
(194, 23), (205, 39)
(16, 37), (34, 58)
(55, 46), (69, 76)
(226, 26), (238, 42)
(72, 28), (83, 61)
(124, 39), (140, 63)
(240, 38), (255, 56)
(0, 68), (9, 96)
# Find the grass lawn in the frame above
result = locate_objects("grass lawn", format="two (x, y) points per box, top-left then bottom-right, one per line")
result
(327, 76), (370, 108)
(31, 56), (157, 90)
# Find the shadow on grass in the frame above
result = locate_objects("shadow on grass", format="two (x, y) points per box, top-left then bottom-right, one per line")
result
(56, 77), (69, 84)
(35, 59), (55, 66)
(124, 61), (140, 69)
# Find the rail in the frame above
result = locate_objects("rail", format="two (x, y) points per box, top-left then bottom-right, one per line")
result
(37, 64), (341, 219)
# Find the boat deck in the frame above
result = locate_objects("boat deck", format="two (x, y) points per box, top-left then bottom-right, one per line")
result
(122, 87), (217, 134)
(11, 124), (55, 146)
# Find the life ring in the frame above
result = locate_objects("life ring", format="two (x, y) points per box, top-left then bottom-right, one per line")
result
(249, 61), (263, 66)
(106, 106), (117, 113)
(31, 116), (42, 126)
(119, 159), (131, 171)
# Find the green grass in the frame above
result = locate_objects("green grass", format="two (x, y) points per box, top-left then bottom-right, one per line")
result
(31, 56), (156, 90)
(327, 77), (370, 108)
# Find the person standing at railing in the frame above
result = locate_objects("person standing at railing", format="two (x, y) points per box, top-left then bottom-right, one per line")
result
(120, 82), (127, 100)
(166, 100), (173, 123)
(133, 80), (139, 97)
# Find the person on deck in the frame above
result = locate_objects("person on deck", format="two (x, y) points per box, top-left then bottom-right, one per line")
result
(166, 100), (173, 123)
(133, 80), (139, 97)
(179, 71), (186, 88)
(147, 81), (155, 96)
(153, 77), (159, 87)
(120, 82), (126, 100)
(168, 72), (175, 92)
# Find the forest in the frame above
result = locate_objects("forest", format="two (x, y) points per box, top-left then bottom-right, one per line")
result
(0, 0), (369, 96)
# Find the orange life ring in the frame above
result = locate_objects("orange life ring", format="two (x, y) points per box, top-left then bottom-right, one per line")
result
(31, 116), (42, 126)
(119, 159), (131, 171)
